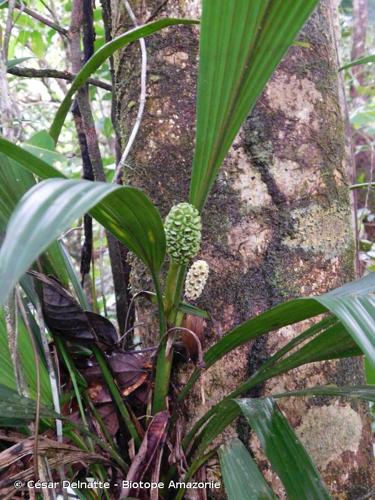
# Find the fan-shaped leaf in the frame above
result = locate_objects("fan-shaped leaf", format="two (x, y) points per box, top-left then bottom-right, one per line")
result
(204, 273), (375, 373)
(189, 0), (319, 210)
(183, 320), (361, 456)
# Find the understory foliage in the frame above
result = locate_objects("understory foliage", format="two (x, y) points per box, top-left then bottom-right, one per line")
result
(0, 1), (374, 499)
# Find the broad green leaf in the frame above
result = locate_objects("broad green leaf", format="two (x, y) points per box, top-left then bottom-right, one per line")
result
(219, 438), (276, 500)
(0, 139), (70, 287)
(0, 136), (65, 179)
(340, 53), (375, 71)
(178, 301), (210, 319)
(317, 275), (375, 367)
(189, 0), (319, 210)
(26, 130), (55, 150)
(50, 18), (198, 142)
(237, 398), (330, 500)
(180, 314), (360, 409)
(261, 323), (361, 380)
(0, 179), (165, 304)
(204, 299), (324, 369)
(23, 144), (67, 168)
(273, 384), (375, 402)
(194, 398), (242, 456)
(0, 152), (36, 229)
(0, 384), (55, 426)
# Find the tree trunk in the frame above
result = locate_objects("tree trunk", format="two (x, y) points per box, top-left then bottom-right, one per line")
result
(108, 0), (374, 496)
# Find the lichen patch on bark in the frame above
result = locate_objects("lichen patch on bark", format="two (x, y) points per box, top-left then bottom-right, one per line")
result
(295, 404), (363, 469)
(227, 220), (272, 270)
(270, 157), (326, 201)
(266, 72), (323, 128)
(284, 202), (352, 258)
(161, 50), (189, 67)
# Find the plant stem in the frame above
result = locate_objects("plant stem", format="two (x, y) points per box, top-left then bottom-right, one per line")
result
(153, 261), (186, 413)
(174, 448), (218, 500)
(54, 337), (93, 451)
(153, 337), (173, 413)
(64, 424), (128, 473)
(92, 345), (141, 447)
(17, 290), (41, 481)
(164, 260), (186, 321)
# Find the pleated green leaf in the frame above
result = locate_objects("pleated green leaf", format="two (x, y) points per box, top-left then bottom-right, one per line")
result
(179, 308), (363, 410)
(190, 0), (319, 210)
(0, 179), (166, 305)
(189, 320), (361, 457)
(237, 398), (330, 500)
(219, 438), (276, 500)
(50, 18), (198, 143)
(204, 273), (375, 372)
(0, 384), (55, 425)
(0, 308), (52, 405)
(273, 384), (375, 402)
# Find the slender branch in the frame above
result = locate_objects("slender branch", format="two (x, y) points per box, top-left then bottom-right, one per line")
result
(78, 0), (96, 288)
(114, 0), (147, 183)
(2, 0), (16, 59)
(7, 66), (112, 91)
(14, 1), (68, 37)
(146, 0), (170, 23)
(69, 0), (130, 332)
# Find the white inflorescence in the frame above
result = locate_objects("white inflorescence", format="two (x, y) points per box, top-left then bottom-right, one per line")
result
(184, 260), (209, 301)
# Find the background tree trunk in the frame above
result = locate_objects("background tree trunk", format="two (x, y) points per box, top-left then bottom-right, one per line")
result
(351, 0), (368, 96)
(108, 0), (374, 496)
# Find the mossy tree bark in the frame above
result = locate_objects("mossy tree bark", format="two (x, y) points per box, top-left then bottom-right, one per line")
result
(107, 0), (374, 496)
